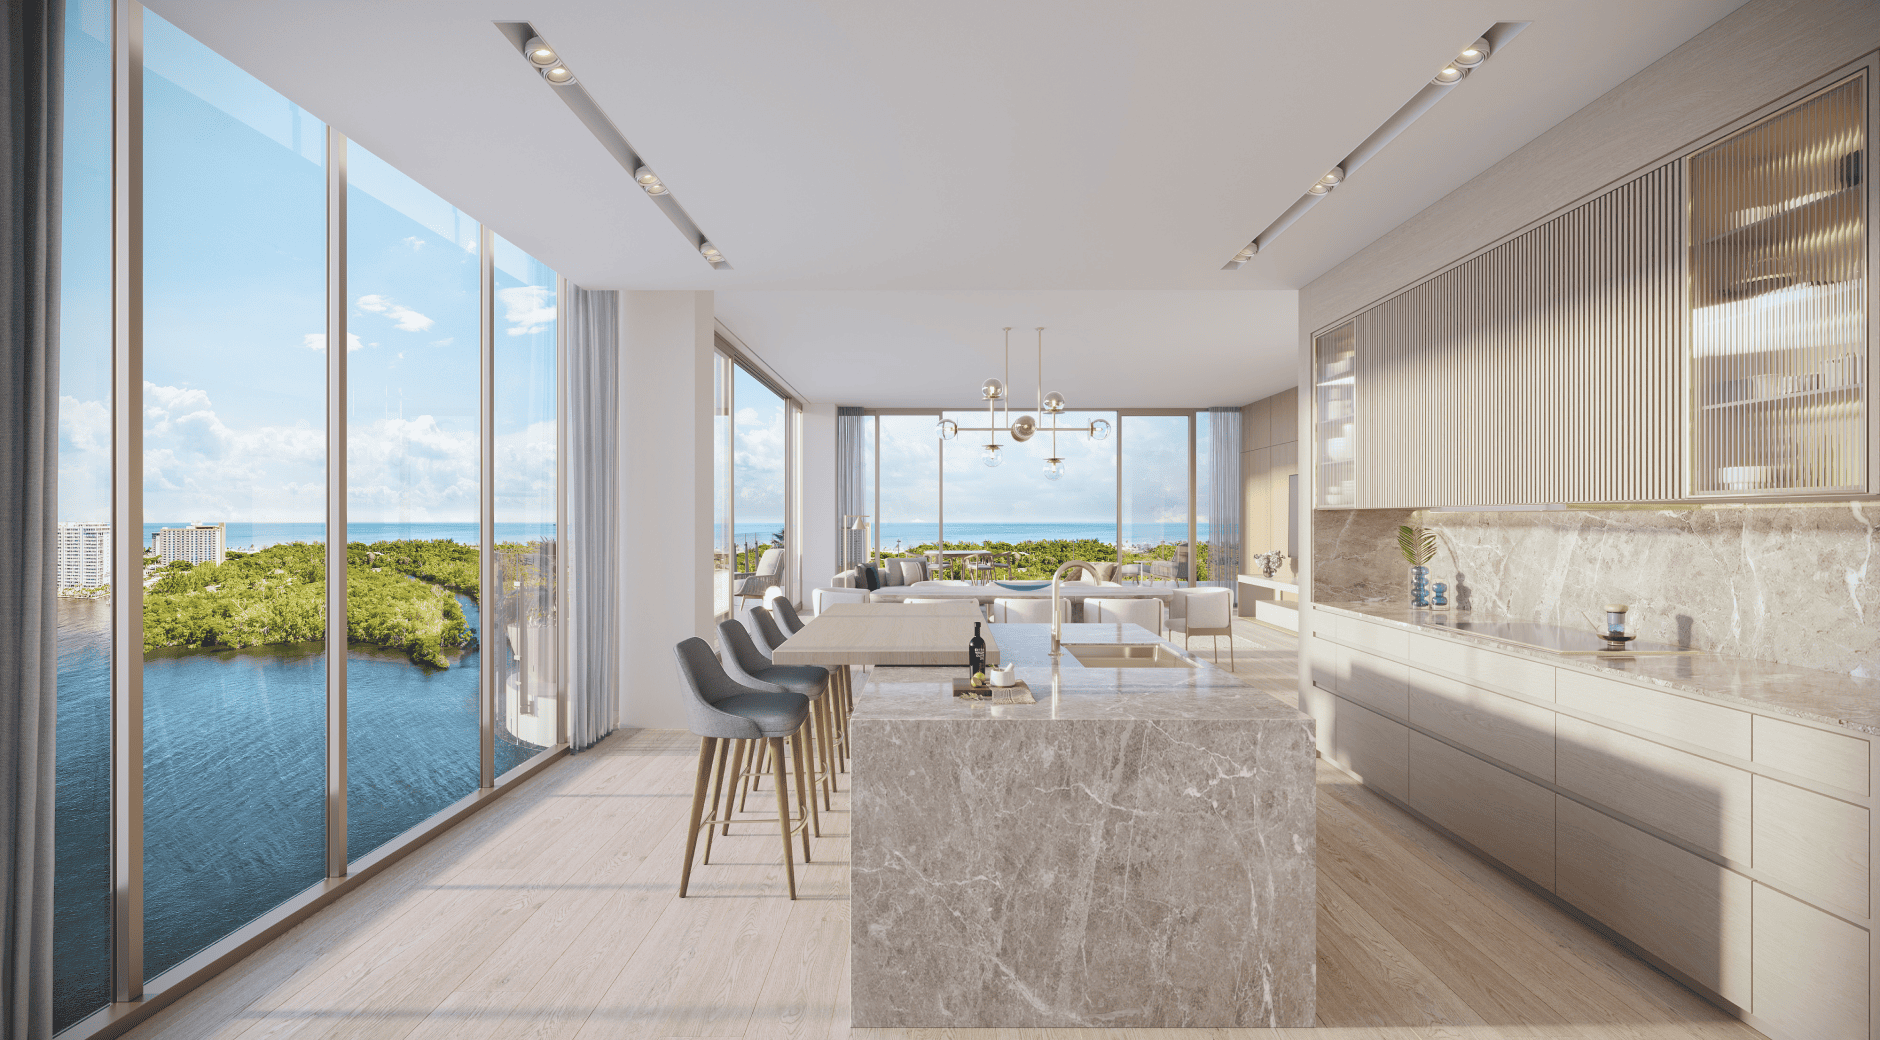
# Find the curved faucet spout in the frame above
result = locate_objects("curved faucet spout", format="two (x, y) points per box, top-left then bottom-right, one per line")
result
(1049, 560), (1095, 656)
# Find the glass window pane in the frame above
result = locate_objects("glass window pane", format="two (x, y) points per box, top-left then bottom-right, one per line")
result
(345, 144), (483, 861)
(54, 0), (114, 1027)
(141, 10), (329, 981)
(492, 235), (557, 773)
(713, 354), (732, 618)
(877, 416), (936, 561)
(1194, 413), (1212, 585)
(1120, 415), (1192, 584)
(940, 410), (1115, 577)
(733, 366), (786, 583)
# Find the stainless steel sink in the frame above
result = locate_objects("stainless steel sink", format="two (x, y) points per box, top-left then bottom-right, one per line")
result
(1062, 643), (1196, 669)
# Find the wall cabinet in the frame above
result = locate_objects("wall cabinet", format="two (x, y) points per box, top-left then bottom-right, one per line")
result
(1308, 606), (1876, 1040)
(1312, 70), (1873, 508)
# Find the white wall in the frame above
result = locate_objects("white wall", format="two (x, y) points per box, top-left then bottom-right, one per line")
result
(616, 290), (714, 730)
(799, 402), (837, 604)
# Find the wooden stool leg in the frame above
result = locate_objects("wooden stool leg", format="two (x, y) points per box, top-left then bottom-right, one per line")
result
(679, 737), (717, 897)
(769, 736), (797, 899)
(738, 739), (763, 813)
(703, 737), (733, 862)
(814, 694), (835, 811)
(791, 729), (815, 861)
(724, 739), (748, 833)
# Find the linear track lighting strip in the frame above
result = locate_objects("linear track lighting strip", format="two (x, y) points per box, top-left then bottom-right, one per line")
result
(495, 21), (730, 269)
(1223, 20), (1529, 269)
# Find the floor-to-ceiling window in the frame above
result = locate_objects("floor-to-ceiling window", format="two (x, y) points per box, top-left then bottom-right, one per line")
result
(52, 6), (567, 1027)
(141, 9), (330, 979)
(345, 144), (483, 860)
(876, 415), (938, 559)
(712, 351), (733, 617)
(53, 0), (114, 1028)
(492, 236), (558, 774)
(1119, 414), (1193, 582)
(940, 409), (1117, 576)
(733, 366), (787, 581)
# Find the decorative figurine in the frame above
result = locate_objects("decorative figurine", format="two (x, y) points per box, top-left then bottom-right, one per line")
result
(1430, 582), (1449, 611)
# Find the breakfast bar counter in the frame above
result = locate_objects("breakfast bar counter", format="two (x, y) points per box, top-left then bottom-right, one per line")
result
(849, 622), (1317, 1028)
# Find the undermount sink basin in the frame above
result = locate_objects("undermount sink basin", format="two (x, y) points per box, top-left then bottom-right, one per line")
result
(1062, 643), (1196, 669)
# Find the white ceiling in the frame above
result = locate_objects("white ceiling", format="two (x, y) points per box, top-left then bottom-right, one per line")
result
(147, 0), (1743, 404)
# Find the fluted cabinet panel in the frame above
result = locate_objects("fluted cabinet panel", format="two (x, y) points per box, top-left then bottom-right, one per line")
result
(1319, 162), (1682, 509)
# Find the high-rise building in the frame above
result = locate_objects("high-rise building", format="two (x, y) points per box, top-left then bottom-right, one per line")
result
(152, 523), (226, 566)
(57, 522), (111, 589)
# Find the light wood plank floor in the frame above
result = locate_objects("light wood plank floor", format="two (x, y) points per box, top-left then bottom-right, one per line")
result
(125, 628), (1764, 1040)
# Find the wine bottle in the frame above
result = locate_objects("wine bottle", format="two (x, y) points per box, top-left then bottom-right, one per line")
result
(968, 622), (986, 683)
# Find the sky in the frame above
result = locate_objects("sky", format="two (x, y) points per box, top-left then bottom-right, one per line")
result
(59, 9), (557, 530)
(733, 366), (786, 527)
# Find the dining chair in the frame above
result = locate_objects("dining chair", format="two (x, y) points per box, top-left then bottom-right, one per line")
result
(1088, 597), (1165, 636)
(811, 586), (868, 616)
(672, 637), (811, 899)
(1168, 586), (1235, 669)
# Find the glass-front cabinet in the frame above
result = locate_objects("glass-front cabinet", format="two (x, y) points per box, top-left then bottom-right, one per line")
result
(1314, 321), (1357, 507)
(1689, 73), (1869, 497)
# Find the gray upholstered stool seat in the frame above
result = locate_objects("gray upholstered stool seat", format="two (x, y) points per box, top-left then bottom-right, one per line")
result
(674, 637), (813, 899)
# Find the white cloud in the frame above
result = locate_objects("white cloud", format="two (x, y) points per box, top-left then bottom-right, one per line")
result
(430, 337), (453, 347)
(401, 236), (425, 250)
(301, 332), (365, 352)
(498, 286), (555, 337)
(357, 294), (435, 332)
(140, 382), (326, 521)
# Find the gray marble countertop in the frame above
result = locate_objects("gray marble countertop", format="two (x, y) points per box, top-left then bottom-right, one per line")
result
(1315, 600), (1880, 735)
(853, 622), (1310, 723)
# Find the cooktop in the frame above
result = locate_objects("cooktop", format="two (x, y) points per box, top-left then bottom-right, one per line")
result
(1419, 618), (1701, 655)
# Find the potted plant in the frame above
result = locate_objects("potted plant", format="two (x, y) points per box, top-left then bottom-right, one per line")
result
(1397, 525), (1437, 608)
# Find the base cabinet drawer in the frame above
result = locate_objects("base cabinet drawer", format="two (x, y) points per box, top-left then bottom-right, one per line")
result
(1407, 635), (1554, 700)
(1409, 668), (1555, 782)
(1556, 797), (1751, 1007)
(1752, 775), (1869, 918)
(1316, 692), (1409, 803)
(1752, 882), (1869, 1040)
(1557, 670), (1749, 761)
(1338, 645), (1409, 719)
(1336, 614), (1410, 661)
(1556, 714), (1752, 863)
(1409, 733), (1554, 889)
(1309, 636), (1338, 693)
(1753, 713), (1869, 798)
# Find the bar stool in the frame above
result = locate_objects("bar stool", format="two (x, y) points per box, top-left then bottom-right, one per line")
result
(747, 604), (848, 771)
(721, 618), (836, 823)
(764, 590), (807, 635)
(672, 637), (812, 899)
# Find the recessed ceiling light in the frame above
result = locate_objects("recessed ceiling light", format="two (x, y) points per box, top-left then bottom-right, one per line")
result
(1454, 37), (1491, 68)
(1319, 167), (1345, 187)
(524, 36), (558, 68)
(1307, 181), (1332, 196)
(699, 241), (725, 265)
(542, 63), (576, 85)
(1432, 64), (1465, 85)
(635, 166), (669, 195)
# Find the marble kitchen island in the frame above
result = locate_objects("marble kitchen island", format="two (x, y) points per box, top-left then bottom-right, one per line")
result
(850, 622), (1317, 1028)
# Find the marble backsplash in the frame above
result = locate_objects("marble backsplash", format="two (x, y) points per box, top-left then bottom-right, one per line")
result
(1313, 503), (1880, 678)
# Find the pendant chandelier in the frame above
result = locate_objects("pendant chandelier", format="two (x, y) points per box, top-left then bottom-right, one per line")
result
(937, 327), (1109, 477)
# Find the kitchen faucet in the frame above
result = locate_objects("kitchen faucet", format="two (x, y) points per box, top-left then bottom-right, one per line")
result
(1048, 560), (1094, 656)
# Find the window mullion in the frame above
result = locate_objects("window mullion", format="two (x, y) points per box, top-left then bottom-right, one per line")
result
(324, 128), (349, 877)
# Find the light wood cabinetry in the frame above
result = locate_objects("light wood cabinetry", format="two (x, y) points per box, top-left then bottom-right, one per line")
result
(1408, 667), (1554, 781)
(1753, 882), (1871, 1040)
(1310, 71), (1874, 507)
(1755, 713), (1871, 797)
(1556, 795), (1753, 1007)
(1753, 775), (1870, 919)
(1409, 732), (1555, 889)
(1307, 607), (1876, 1040)
(1555, 712), (1753, 862)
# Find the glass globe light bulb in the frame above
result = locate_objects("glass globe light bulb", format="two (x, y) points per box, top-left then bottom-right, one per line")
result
(981, 378), (1005, 400)
(1088, 418), (1110, 441)
(1044, 458), (1065, 481)
(1010, 414), (1036, 442)
(936, 419), (958, 441)
(1042, 391), (1066, 413)
(982, 444), (1003, 468)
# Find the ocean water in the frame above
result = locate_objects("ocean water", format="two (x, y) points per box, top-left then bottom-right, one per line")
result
(53, 596), (538, 1030)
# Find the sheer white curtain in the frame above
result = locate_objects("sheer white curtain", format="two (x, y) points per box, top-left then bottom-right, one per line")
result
(566, 286), (619, 751)
(1207, 407), (1241, 592)
(836, 407), (866, 573)
(2, 1), (64, 1034)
